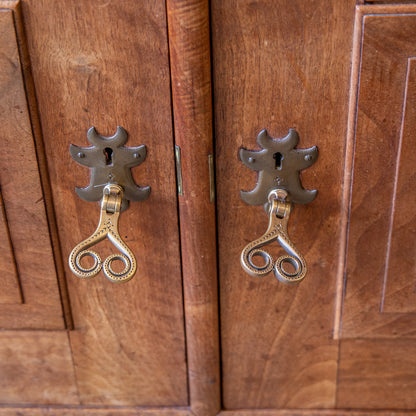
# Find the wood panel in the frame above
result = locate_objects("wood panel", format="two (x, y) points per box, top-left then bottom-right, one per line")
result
(220, 412), (416, 416)
(337, 339), (416, 409)
(0, 331), (78, 405)
(2, 411), (415, 416)
(341, 8), (416, 338)
(0, 409), (191, 416)
(360, 1), (416, 3)
(0, 7), (64, 328)
(0, 189), (21, 304)
(166, 1), (220, 415)
(212, 0), (355, 409)
(21, 0), (187, 406)
(383, 58), (416, 313)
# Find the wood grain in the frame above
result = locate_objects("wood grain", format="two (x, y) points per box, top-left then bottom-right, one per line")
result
(0, 409), (191, 416)
(383, 58), (416, 313)
(8, 0), (74, 328)
(21, 0), (187, 406)
(341, 9), (416, 338)
(337, 339), (416, 409)
(166, 1), (220, 415)
(362, 1), (416, 3)
(220, 412), (416, 416)
(1, 411), (414, 416)
(334, 3), (365, 340)
(0, 331), (78, 405)
(212, 0), (355, 408)
(0, 189), (21, 304)
(0, 7), (64, 328)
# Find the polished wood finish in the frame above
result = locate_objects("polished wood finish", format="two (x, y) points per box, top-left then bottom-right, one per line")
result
(220, 412), (416, 416)
(334, 2), (365, 340)
(383, 58), (416, 313)
(337, 339), (416, 408)
(0, 189), (21, 304)
(341, 7), (416, 339)
(0, 409), (191, 416)
(166, 1), (220, 415)
(21, 0), (187, 406)
(2, 0), (416, 412)
(0, 331), (78, 405)
(0, 7), (64, 329)
(2, 411), (414, 416)
(361, 1), (416, 3)
(336, 5), (416, 409)
(9, 0), (74, 328)
(212, 0), (355, 408)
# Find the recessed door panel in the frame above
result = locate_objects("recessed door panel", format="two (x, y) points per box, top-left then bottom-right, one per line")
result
(0, 8), (64, 328)
(338, 7), (416, 409)
(212, 0), (355, 408)
(342, 12), (416, 339)
(22, 0), (188, 406)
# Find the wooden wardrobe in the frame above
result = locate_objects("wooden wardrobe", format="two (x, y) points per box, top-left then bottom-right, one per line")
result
(0, 0), (415, 415)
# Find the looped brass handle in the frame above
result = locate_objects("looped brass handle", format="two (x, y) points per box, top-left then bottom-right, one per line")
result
(69, 184), (136, 283)
(68, 126), (150, 283)
(239, 128), (318, 284)
(241, 190), (306, 284)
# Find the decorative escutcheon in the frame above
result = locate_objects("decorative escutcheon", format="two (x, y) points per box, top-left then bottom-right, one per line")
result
(68, 126), (150, 283)
(240, 129), (318, 284)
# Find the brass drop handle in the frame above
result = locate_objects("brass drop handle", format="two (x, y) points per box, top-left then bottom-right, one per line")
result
(241, 189), (307, 284)
(69, 184), (136, 283)
(68, 126), (150, 283)
(239, 129), (318, 284)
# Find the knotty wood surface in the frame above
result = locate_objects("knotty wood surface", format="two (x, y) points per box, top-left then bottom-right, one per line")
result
(0, 331), (78, 405)
(212, 0), (355, 408)
(166, 1), (220, 415)
(21, 0), (187, 406)
(0, 8), (64, 328)
(342, 9), (416, 338)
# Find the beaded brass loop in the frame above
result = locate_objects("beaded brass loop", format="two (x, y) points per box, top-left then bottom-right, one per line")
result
(240, 190), (307, 285)
(69, 184), (136, 283)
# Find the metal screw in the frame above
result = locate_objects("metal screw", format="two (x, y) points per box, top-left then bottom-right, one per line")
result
(133, 153), (140, 158)
(77, 152), (85, 158)
(304, 155), (312, 161)
(248, 157), (255, 163)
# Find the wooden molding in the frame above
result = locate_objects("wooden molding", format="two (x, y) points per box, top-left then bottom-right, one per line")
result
(0, 0), (73, 328)
(219, 411), (416, 416)
(166, 1), (221, 415)
(0, 408), (191, 416)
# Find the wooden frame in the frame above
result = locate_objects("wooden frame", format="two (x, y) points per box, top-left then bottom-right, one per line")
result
(166, 1), (221, 415)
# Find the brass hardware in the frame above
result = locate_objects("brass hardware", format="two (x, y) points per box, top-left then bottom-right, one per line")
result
(175, 145), (183, 196)
(69, 126), (150, 283)
(70, 126), (150, 212)
(239, 129), (318, 205)
(241, 190), (306, 284)
(69, 184), (136, 283)
(239, 129), (318, 284)
(208, 154), (215, 203)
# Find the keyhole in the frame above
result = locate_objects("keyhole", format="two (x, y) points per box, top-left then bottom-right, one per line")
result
(273, 152), (283, 169)
(104, 147), (113, 166)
